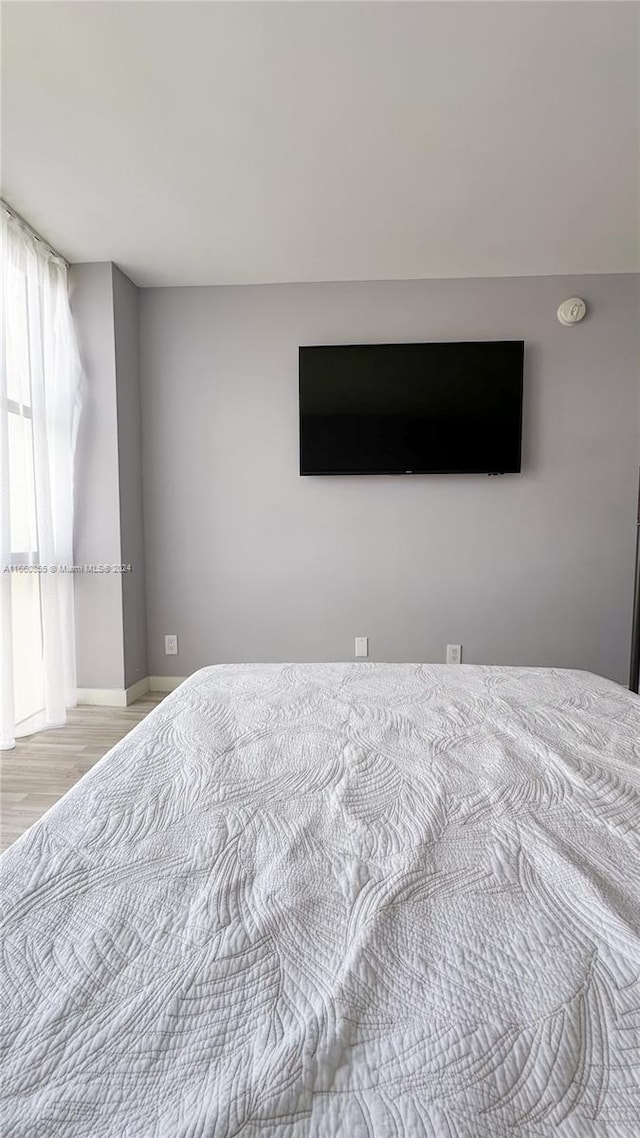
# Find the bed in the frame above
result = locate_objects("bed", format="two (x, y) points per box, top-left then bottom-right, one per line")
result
(1, 662), (640, 1136)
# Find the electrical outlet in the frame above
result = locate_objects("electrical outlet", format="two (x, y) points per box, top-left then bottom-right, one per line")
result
(355, 636), (368, 658)
(164, 634), (178, 656)
(446, 643), (462, 665)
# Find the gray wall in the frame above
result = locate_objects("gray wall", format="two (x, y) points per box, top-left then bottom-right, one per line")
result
(70, 263), (125, 689)
(113, 266), (148, 688)
(139, 274), (639, 684)
(70, 262), (147, 690)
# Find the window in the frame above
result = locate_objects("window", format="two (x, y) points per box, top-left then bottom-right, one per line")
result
(1, 204), (81, 749)
(5, 264), (45, 729)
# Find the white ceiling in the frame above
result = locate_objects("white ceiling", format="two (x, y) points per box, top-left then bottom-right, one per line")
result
(2, 1), (638, 287)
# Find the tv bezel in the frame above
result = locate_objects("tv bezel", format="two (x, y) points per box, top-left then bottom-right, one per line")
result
(298, 340), (524, 477)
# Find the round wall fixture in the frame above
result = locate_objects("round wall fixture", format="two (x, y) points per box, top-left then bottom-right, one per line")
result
(557, 298), (587, 326)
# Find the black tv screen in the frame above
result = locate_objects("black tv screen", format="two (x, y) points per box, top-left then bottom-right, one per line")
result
(299, 341), (524, 475)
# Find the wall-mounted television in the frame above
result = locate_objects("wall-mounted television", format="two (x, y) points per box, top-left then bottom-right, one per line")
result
(299, 341), (524, 475)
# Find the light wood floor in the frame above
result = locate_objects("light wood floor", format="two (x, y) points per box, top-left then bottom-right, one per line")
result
(0, 694), (164, 853)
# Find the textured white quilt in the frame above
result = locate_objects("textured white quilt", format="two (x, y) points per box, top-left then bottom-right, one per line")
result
(2, 663), (640, 1137)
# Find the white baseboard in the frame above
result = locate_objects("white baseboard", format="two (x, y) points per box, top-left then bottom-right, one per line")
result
(76, 687), (129, 708)
(77, 675), (186, 707)
(148, 675), (186, 693)
(125, 676), (151, 705)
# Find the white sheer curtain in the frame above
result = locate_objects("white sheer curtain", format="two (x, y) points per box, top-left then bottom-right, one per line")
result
(1, 204), (82, 750)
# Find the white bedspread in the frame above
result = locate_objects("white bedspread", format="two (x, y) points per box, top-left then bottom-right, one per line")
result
(2, 663), (640, 1137)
